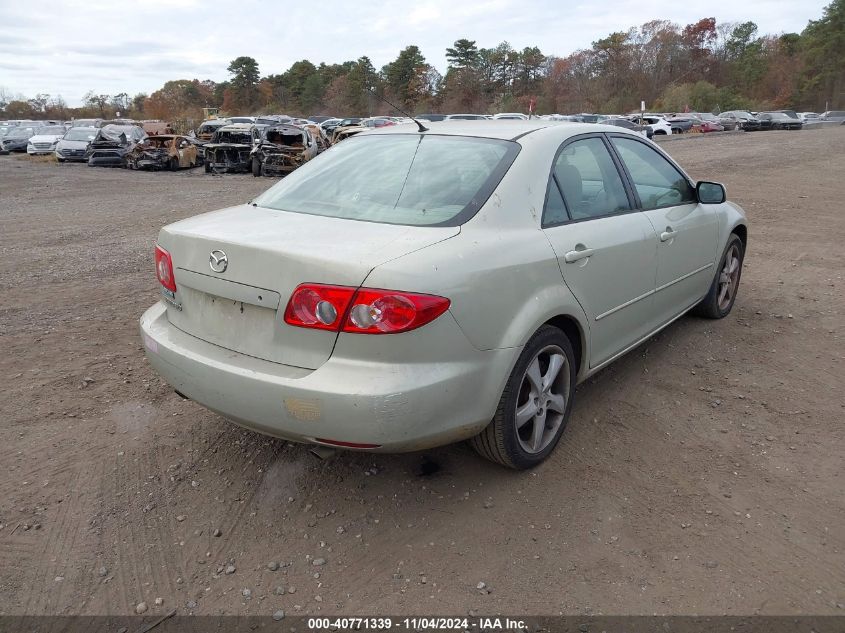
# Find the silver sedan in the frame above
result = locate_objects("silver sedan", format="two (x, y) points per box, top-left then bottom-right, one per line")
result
(141, 121), (747, 469)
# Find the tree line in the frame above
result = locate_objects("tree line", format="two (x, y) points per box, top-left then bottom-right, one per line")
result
(2, 0), (842, 123)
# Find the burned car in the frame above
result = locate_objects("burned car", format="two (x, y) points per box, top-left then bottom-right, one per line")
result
(302, 123), (329, 153)
(128, 135), (201, 170)
(203, 123), (259, 173)
(195, 118), (231, 141)
(250, 124), (318, 176)
(142, 120), (175, 136)
(86, 124), (146, 167)
(331, 125), (368, 144)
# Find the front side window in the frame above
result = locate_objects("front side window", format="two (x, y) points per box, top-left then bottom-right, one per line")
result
(254, 134), (519, 226)
(552, 137), (630, 221)
(611, 137), (695, 210)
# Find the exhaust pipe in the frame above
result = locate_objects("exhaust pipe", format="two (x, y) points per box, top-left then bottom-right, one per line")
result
(309, 445), (337, 460)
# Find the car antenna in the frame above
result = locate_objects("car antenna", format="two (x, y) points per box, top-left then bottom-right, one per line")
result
(365, 86), (428, 133)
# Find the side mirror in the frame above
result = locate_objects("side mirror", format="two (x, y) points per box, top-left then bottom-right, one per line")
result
(697, 181), (726, 204)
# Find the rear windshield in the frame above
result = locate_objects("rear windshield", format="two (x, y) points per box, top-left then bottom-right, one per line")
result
(254, 134), (519, 226)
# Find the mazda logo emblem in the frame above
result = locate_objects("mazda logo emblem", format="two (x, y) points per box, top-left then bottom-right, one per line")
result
(209, 249), (228, 273)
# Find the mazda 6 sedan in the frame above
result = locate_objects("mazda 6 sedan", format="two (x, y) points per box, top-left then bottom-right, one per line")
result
(141, 121), (747, 469)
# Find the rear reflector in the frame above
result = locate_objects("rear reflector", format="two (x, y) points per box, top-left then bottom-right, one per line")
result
(154, 244), (177, 292)
(315, 438), (382, 449)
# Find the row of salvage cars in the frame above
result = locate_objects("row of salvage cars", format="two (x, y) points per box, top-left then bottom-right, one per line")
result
(2, 119), (324, 176)
(201, 123), (320, 176)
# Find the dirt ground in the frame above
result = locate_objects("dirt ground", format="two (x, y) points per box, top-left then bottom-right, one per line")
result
(0, 129), (843, 618)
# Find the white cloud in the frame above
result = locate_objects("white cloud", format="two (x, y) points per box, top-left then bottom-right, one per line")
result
(0, 0), (830, 105)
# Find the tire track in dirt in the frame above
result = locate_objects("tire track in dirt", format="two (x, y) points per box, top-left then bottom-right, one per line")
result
(563, 372), (845, 608)
(22, 467), (81, 614)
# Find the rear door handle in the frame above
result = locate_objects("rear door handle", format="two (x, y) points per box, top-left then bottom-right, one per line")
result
(660, 228), (677, 242)
(564, 247), (595, 263)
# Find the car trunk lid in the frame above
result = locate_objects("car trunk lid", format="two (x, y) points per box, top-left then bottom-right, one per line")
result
(159, 204), (459, 369)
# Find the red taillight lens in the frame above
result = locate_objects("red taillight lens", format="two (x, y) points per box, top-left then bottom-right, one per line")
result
(283, 285), (450, 334)
(154, 244), (176, 292)
(283, 284), (355, 331)
(342, 289), (450, 334)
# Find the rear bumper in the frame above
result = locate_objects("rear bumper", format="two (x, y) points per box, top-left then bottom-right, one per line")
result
(140, 302), (518, 451)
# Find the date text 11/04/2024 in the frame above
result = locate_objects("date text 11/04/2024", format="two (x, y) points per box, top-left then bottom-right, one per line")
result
(306, 617), (527, 630)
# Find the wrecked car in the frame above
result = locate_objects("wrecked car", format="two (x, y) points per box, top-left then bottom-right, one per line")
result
(128, 135), (201, 170)
(250, 124), (318, 177)
(55, 126), (98, 162)
(195, 118), (231, 141)
(1, 125), (41, 153)
(302, 123), (329, 153)
(26, 125), (68, 155)
(86, 124), (147, 167)
(203, 123), (260, 173)
(331, 125), (367, 144)
(142, 120), (175, 136)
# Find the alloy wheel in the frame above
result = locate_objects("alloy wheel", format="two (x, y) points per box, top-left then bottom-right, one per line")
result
(514, 345), (571, 454)
(718, 243), (741, 311)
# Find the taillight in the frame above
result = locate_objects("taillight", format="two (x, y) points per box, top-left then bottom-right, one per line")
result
(283, 284), (450, 334)
(283, 284), (355, 331)
(154, 244), (176, 292)
(342, 289), (450, 334)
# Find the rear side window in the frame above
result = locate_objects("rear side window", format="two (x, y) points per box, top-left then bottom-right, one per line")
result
(254, 134), (519, 226)
(610, 137), (695, 210)
(543, 179), (569, 226)
(552, 137), (630, 221)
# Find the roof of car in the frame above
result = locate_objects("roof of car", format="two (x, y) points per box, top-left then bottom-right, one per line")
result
(366, 120), (630, 141)
(217, 123), (256, 131)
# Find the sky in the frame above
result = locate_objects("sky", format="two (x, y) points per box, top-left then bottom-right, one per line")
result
(0, 0), (831, 107)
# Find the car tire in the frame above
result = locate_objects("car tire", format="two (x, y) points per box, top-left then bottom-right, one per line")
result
(692, 233), (745, 319)
(469, 325), (576, 470)
(252, 157), (261, 177)
(169, 157), (179, 171)
(204, 162), (211, 173)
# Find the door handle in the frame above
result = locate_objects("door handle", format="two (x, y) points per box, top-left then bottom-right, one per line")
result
(564, 247), (595, 263)
(660, 227), (677, 242)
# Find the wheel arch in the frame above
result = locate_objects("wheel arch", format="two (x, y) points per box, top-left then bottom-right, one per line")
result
(732, 223), (748, 249)
(543, 314), (587, 380)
